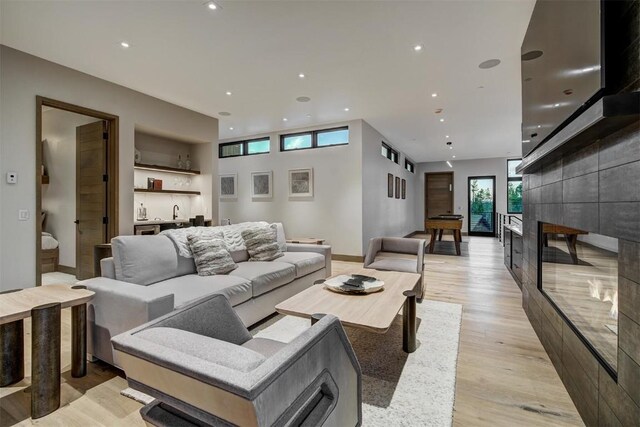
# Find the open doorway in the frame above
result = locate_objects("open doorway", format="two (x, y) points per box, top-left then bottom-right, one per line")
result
(36, 97), (119, 286)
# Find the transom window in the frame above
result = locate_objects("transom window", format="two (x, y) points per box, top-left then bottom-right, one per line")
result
(219, 138), (270, 158)
(405, 159), (415, 173)
(382, 142), (399, 164)
(280, 127), (349, 151)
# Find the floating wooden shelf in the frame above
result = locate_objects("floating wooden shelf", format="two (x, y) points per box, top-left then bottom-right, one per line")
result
(42, 175), (50, 184)
(134, 163), (200, 175)
(134, 189), (201, 196)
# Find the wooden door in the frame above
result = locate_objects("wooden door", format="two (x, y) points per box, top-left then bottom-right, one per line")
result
(425, 172), (454, 222)
(76, 120), (108, 280)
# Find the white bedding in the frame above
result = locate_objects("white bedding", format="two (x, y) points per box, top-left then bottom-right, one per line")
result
(42, 232), (59, 250)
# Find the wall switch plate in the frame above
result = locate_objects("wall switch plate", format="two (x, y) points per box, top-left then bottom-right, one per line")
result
(6, 172), (17, 184)
(18, 210), (29, 221)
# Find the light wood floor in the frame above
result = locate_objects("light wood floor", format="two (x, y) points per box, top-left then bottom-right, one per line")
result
(1, 236), (583, 426)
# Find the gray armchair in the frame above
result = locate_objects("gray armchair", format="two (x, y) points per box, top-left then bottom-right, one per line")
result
(111, 294), (362, 427)
(364, 237), (426, 300)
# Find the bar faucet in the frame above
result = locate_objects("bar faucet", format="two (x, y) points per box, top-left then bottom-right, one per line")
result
(172, 204), (180, 220)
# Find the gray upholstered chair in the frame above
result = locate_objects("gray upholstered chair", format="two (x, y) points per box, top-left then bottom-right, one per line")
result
(363, 237), (426, 300)
(111, 294), (362, 427)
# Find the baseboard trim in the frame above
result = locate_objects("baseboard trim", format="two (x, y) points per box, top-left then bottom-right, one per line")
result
(57, 265), (76, 275)
(332, 254), (364, 263)
(404, 231), (424, 238)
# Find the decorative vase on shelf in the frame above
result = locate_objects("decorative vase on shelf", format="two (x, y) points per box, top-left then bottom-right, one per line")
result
(185, 154), (192, 171)
(177, 155), (184, 169)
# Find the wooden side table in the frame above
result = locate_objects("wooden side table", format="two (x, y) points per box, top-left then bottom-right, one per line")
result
(286, 238), (326, 245)
(0, 284), (94, 419)
(94, 243), (112, 277)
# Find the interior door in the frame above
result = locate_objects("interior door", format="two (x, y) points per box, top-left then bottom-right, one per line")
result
(425, 172), (454, 222)
(468, 176), (496, 236)
(76, 120), (108, 280)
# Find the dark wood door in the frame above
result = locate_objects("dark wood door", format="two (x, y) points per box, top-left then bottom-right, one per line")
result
(76, 120), (108, 280)
(425, 172), (454, 222)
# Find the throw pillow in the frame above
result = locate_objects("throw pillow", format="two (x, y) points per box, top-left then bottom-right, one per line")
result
(187, 235), (237, 275)
(241, 224), (284, 261)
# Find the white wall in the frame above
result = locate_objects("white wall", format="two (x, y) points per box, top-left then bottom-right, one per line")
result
(218, 120), (363, 256)
(41, 108), (100, 268)
(416, 157), (518, 232)
(0, 45), (218, 289)
(361, 120), (419, 250)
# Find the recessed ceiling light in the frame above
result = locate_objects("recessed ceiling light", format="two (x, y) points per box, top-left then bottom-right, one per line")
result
(225, 91), (232, 96)
(296, 96), (311, 103)
(414, 44), (423, 52)
(431, 93), (437, 97)
(449, 146), (453, 150)
(229, 127), (234, 130)
(446, 161), (453, 168)
(479, 59), (501, 69)
(445, 135), (450, 138)
(283, 118), (288, 122)
(298, 73), (305, 79)
(452, 155), (456, 158)
(306, 114), (312, 118)
(120, 41), (130, 48)
(478, 85), (485, 89)
(218, 111), (231, 116)
(439, 118), (445, 122)
(344, 107), (350, 112)
(537, 125), (541, 128)
(207, 2), (218, 10)
(554, 103), (560, 107)
(522, 139), (531, 143)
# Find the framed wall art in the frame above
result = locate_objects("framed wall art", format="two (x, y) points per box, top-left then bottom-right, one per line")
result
(395, 176), (401, 199)
(219, 174), (237, 199)
(289, 168), (314, 198)
(251, 171), (273, 199)
(388, 173), (394, 198)
(402, 179), (406, 199)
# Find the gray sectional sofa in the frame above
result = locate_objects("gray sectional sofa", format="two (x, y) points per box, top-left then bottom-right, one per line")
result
(81, 222), (331, 366)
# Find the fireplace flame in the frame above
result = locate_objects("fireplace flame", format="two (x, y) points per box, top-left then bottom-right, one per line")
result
(588, 278), (618, 320)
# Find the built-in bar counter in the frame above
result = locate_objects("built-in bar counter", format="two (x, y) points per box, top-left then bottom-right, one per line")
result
(503, 223), (523, 289)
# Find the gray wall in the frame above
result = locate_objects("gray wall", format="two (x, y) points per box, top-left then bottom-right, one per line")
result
(416, 157), (516, 232)
(361, 120), (419, 251)
(218, 120), (364, 256)
(0, 45), (218, 289)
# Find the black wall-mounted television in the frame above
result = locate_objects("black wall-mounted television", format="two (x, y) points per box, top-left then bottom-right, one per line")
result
(521, 0), (604, 158)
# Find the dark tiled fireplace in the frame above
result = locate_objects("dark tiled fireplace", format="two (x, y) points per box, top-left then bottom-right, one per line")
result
(521, 123), (640, 425)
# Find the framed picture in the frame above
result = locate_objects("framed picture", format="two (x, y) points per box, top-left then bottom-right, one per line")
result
(289, 168), (314, 198)
(387, 173), (394, 198)
(395, 176), (401, 199)
(219, 174), (237, 199)
(251, 171), (273, 198)
(402, 179), (406, 199)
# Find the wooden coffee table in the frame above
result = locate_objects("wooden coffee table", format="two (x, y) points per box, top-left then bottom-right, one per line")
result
(0, 284), (94, 419)
(276, 268), (421, 352)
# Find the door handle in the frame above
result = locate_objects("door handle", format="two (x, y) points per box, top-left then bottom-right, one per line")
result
(74, 220), (79, 224)
(449, 184), (452, 191)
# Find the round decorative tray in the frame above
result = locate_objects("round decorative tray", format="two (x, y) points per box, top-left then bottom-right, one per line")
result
(323, 275), (384, 295)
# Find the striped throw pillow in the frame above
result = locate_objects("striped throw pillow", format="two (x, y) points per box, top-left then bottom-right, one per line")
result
(241, 225), (284, 262)
(187, 235), (237, 275)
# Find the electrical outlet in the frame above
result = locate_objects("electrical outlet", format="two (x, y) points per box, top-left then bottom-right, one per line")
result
(6, 172), (17, 184)
(18, 209), (29, 221)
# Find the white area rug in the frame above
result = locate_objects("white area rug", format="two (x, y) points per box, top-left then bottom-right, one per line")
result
(255, 299), (463, 427)
(122, 299), (463, 426)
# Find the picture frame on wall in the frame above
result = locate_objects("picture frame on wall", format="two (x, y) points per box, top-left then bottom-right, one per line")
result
(251, 171), (273, 199)
(219, 174), (237, 199)
(289, 168), (314, 198)
(395, 176), (401, 199)
(387, 173), (394, 198)
(402, 179), (406, 199)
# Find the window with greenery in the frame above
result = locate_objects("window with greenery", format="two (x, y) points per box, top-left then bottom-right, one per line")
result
(382, 142), (399, 164)
(405, 159), (415, 173)
(281, 127), (349, 151)
(507, 159), (523, 214)
(219, 138), (270, 158)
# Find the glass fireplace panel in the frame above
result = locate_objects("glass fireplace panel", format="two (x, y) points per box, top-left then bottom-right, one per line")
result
(540, 222), (618, 371)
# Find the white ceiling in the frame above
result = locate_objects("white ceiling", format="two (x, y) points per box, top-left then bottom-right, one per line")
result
(0, 0), (535, 162)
